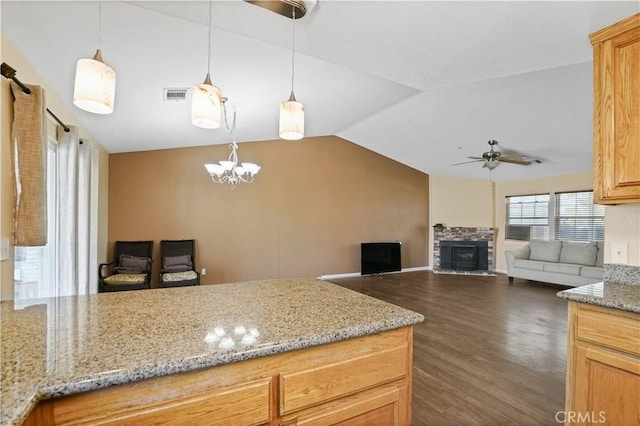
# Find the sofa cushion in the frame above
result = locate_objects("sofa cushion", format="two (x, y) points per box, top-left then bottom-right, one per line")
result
(543, 262), (581, 275)
(514, 259), (545, 271)
(529, 240), (562, 262)
(595, 242), (604, 267)
(581, 266), (604, 280)
(560, 241), (598, 266)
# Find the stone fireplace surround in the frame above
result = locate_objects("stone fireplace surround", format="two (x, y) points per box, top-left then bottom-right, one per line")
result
(433, 226), (495, 272)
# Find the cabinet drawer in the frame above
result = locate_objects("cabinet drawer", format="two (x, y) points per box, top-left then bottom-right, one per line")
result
(279, 345), (408, 414)
(576, 305), (640, 356)
(53, 377), (272, 426)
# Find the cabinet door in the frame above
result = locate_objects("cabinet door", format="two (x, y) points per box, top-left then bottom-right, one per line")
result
(571, 343), (640, 425)
(280, 383), (407, 426)
(592, 15), (640, 204)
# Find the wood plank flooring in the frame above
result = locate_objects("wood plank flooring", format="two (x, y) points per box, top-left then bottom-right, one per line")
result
(329, 271), (570, 426)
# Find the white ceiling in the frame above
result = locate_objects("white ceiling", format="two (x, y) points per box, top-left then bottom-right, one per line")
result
(2, 1), (639, 181)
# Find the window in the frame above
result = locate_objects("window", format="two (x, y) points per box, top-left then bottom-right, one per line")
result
(505, 194), (550, 241)
(555, 191), (605, 242)
(14, 122), (58, 300)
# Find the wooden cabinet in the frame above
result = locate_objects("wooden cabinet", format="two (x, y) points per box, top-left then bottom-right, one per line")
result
(25, 327), (414, 426)
(565, 302), (640, 425)
(590, 14), (640, 204)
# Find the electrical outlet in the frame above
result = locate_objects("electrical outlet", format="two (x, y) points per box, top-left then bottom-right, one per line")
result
(610, 243), (628, 264)
(201, 268), (207, 276)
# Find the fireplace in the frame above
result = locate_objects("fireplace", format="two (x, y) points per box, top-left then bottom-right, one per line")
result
(433, 226), (494, 274)
(439, 240), (489, 272)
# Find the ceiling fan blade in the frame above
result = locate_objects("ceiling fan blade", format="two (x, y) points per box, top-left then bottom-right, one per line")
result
(466, 156), (484, 160)
(500, 157), (540, 165)
(451, 159), (483, 166)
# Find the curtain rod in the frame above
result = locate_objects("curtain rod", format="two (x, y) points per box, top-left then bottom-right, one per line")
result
(1, 62), (71, 133)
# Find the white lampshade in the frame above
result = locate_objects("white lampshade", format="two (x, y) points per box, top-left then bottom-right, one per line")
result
(73, 49), (116, 114)
(192, 73), (221, 129)
(279, 97), (304, 140)
(241, 163), (261, 176)
(204, 164), (224, 176)
(219, 160), (235, 171)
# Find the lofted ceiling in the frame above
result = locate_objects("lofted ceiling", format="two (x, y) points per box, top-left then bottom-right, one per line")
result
(2, 1), (639, 181)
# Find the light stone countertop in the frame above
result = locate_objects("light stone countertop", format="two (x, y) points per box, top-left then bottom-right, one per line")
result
(1, 278), (424, 426)
(556, 281), (640, 313)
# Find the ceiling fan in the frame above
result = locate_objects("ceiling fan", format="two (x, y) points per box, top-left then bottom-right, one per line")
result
(452, 140), (542, 170)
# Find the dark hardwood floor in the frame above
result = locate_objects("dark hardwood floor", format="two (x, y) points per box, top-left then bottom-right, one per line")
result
(329, 271), (571, 426)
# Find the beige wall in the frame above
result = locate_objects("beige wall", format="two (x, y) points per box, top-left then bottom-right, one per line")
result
(108, 136), (430, 284)
(428, 175), (494, 266)
(0, 33), (110, 300)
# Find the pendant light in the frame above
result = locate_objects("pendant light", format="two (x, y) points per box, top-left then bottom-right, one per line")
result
(192, 0), (222, 129)
(73, 1), (116, 114)
(279, 6), (304, 140)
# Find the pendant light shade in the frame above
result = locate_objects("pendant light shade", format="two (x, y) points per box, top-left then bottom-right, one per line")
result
(73, 50), (116, 115)
(279, 91), (304, 140)
(279, 5), (304, 140)
(192, 0), (222, 129)
(192, 72), (222, 129)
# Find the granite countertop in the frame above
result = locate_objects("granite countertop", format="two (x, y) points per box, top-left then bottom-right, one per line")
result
(557, 264), (640, 313)
(1, 278), (424, 426)
(557, 281), (640, 313)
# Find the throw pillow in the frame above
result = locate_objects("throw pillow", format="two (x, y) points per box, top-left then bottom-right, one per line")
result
(119, 254), (151, 273)
(162, 264), (192, 273)
(560, 241), (598, 266)
(529, 240), (562, 263)
(163, 254), (192, 269)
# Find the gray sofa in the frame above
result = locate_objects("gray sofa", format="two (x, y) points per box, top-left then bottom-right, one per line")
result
(505, 240), (604, 287)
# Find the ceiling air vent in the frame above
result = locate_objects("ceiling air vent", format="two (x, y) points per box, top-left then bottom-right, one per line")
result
(163, 88), (188, 101)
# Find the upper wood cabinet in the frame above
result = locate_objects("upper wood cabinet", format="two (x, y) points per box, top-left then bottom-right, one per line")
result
(591, 14), (640, 204)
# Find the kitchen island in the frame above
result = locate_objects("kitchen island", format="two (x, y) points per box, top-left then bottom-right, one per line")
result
(1, 278), (423, 425)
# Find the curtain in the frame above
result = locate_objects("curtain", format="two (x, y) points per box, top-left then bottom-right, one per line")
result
(10, 81), (47, 246)
(56, 126), (99, 296)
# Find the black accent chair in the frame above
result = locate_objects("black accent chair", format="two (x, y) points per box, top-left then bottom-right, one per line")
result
(98, 241), (153, 292)
(158, 239), (200, 288)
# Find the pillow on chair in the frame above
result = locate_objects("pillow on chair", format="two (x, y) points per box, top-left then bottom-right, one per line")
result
(163, 254), (192, 268)
(116, 254), (151, 273)
(162, 255), (193, 272)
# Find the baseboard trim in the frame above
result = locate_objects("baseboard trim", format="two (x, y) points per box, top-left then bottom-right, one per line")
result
(319, 266), (432, 280)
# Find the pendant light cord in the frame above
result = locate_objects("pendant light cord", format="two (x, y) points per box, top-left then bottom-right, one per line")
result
(207, 0), (212, 75)
(290, 7), (296, 93)
(97, 0), (102, 49)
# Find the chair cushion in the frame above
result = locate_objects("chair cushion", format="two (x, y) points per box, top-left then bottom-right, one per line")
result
(529, 240), (562, 263)
(559, 241), (598, 266)
(543, 262), (581, 275)
(104, 273), (147, 285)
(161, 271), (198, 282)
(514, 259), (545, 271)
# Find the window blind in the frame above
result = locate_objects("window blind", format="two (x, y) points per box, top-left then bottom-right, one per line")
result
(505, 194), (550, 241)
(554, 191), (605, 242)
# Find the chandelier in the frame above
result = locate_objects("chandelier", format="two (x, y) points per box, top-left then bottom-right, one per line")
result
(204, 101), (260, 186)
